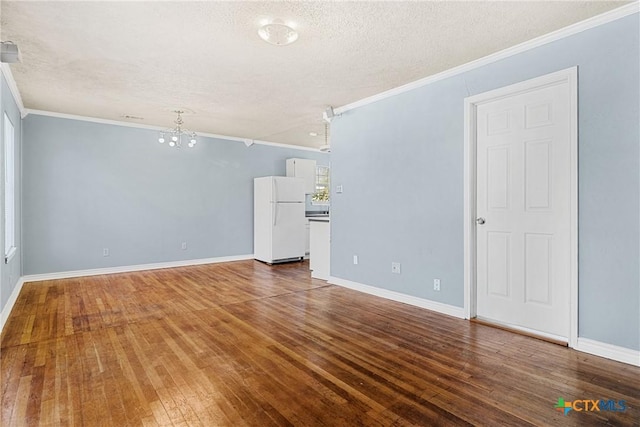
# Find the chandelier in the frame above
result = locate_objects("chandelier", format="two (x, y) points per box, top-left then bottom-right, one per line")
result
(158, 110), (197, 148)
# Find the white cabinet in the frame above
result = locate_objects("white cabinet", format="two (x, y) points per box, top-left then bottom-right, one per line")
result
(305, 218), (310, 258)
(286, 158), (317, 194)
(309, 219), (330, 280)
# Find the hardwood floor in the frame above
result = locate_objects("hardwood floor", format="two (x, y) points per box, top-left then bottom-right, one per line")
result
(1, 260), (638, 426)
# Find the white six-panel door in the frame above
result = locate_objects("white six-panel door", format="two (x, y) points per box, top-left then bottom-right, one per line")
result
(475, 79), (571, 340)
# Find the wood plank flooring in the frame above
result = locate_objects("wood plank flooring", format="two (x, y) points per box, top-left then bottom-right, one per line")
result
(1, 260), (639, 426)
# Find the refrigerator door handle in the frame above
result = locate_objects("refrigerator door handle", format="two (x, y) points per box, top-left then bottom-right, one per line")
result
(273, 178), (279, 226)
(273, 202), (277, 226)
(274, 178), (279, 203)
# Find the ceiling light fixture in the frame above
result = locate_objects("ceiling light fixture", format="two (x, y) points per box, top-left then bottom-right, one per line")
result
(258, 20), (298, 46)
(158, 110), (197, 149)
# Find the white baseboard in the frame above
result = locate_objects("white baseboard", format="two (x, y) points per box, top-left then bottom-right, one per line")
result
(21, 254), (255, 283)
(1, 255), (254, 335)
(576, 338), (640, 367)
(327, 277), (640, 367)
(11, 262), (640, 368)
(0, 277), (25, 332)
(328, 276), (465, 319)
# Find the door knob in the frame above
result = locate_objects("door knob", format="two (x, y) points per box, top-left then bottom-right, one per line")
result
(476, 217), (485, 225)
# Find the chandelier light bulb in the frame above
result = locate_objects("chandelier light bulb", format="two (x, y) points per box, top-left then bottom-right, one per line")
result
(157, 111), (198, 150)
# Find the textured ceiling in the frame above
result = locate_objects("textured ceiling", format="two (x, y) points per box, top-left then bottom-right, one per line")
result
(1, 1), (627, 149)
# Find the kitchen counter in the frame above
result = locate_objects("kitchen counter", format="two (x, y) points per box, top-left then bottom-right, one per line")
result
(306, 209), (329, 218)
(306, 213), (329, 219)
(309, 218), (330, 280)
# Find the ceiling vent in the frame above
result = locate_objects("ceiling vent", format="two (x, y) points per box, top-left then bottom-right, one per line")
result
(1, 41), (21, 63)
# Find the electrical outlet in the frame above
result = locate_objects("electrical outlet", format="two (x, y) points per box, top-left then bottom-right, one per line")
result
(336, 185), (344, 194)
(434, 279), (441, 291)
(391, 262), (401, 274)
(353, 255), (358, 265)
(103, 248), (109, 257)
(181, 242), (187, 250)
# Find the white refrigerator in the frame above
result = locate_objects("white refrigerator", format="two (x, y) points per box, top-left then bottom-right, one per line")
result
(254, 176), (306, 264)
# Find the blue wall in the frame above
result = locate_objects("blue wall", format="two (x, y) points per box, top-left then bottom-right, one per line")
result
(0, 71), (23, 314)
(330, 14), (639, 350)
(22, 115), (328, 275)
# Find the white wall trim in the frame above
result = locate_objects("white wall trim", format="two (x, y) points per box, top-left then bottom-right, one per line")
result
(239, 137), (320, 152)
(0, 277), (25, 332)
(326, 278), (640, 367)
(0, 64), (26, 117)
(463, 67), (579, 347)
(24, 109), (322, 152)
(576, 338), (640, 367)
(335, 3), (638, 115)
(8, 263), (639, 367)
(22, 254), (254, 283)
(328, 276), (465, 319)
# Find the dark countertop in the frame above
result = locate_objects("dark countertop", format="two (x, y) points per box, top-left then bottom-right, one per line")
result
(305, 211), (329, 218)
(308, 217), (330, 222)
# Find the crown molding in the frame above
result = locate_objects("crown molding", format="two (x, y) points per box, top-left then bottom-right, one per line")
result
(0, 64), (26, 116)
(25, 109), (323, 152)
(336, 2), (639, 115)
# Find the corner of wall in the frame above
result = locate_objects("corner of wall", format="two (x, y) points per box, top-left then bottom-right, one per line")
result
(0, 277), (25, 333)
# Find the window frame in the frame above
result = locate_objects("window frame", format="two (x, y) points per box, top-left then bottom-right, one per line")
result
(311, 165), (330, 206)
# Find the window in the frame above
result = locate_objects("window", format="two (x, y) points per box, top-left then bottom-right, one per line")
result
(4, 112), (16, 263)
(311, 166), (330, 205)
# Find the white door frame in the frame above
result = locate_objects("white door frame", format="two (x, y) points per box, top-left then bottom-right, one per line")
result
(463, 67), (578, 348)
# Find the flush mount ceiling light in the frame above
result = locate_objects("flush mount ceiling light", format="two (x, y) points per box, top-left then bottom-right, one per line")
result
(158, 110), (197, 149)
(258, 20), (298, 46)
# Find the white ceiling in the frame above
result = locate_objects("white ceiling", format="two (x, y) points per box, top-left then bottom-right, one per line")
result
(1, 1), (627, 149)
